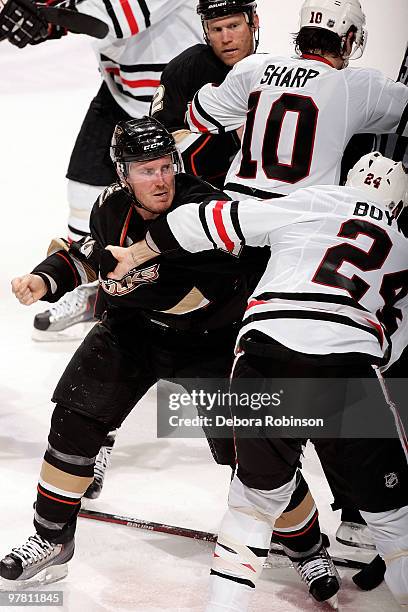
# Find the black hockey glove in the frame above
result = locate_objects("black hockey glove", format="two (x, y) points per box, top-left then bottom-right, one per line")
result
(0, 0), (48, 47)
(30, 21), (67, 44)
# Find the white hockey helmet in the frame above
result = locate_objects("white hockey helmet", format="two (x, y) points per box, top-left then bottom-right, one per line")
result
(299, 0), (367, 60)
(346, 152), (408, 217)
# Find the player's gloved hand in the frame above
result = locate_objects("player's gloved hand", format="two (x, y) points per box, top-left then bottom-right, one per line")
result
(11, 274), (47, 305)
(0, 0), (48, 47)
(30, 21), (67, 44)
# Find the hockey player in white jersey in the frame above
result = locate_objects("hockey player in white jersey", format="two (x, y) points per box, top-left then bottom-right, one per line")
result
(186, 0), (408, 201)
(113, 152), (408, 610)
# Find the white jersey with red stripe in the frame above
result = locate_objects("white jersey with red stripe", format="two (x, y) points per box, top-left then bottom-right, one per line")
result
(77, 0), (202, 116)
(186, 53), (408, 200)
(147, 185), (408, 365)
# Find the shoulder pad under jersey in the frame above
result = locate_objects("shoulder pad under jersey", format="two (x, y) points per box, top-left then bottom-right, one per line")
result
(98, 183), (123, 207)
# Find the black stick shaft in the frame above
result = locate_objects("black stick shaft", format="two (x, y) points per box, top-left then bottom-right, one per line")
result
(78, 508), (369, 570)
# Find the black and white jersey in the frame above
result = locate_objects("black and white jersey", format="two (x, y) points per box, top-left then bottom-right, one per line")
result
(75, 0), (202, 115)
(147, 185), (408, 366)
(186, 53), (408, 200)
(150, 44), (240, 187)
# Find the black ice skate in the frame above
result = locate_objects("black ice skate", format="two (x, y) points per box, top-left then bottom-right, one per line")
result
(32, 284), (97, 342)
(293, 546), (340, 609)
(84, 430), (117, 499)
(0, 534), (74, 588)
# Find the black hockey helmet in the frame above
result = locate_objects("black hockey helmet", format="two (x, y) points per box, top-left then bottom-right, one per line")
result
(197, 0), (259, 51)
(111, 116), (182, 211)
(197, 0), (256, 21)
(111, 116), (181, 172)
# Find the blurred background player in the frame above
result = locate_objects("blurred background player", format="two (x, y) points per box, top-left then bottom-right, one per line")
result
(0, 0), (202, 340)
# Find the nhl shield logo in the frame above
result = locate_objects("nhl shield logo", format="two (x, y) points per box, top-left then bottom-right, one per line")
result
(384, 472), (398, 489)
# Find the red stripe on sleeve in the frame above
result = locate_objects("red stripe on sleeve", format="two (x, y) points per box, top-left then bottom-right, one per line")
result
(119, 0), (139, 35)
(56, 252), (79, 286)
(246, 299), (268, 311)
(104, 68), (159, 90)
(189, 103), (209, 133)
(212, 201), (234, 252)
(365, 318), (384, 348)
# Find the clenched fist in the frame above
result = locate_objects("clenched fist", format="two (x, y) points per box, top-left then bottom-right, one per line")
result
(11, 274), (47, 305)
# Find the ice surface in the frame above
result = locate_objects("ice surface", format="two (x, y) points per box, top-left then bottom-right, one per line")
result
(1, 5), (407, 609)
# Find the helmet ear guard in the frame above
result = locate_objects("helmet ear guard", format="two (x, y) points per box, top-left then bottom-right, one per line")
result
(346, 152), (408, 218)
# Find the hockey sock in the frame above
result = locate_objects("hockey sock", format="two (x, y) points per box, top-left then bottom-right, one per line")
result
(272, 471), (322, 559)
(207, 473), (296, 611)
(34, 405), (109, 544)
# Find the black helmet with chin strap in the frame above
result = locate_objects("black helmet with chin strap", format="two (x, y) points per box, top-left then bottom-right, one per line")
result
(110, 116), (181, 212)
(197, 0), (259, 51)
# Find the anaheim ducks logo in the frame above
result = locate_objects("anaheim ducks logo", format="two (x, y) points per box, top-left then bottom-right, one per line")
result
(100, 264), (160, 296)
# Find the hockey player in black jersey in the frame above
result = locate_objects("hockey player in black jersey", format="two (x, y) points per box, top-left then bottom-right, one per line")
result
(0, 0), (202, 341)
(3, 118), (340, 604)
(1, 116), (244, 586)
(150, 0), (259, 188)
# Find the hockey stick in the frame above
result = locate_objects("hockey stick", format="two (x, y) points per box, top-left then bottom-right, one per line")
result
(37, 6), (108, 38)
(78, 508), (369, 570)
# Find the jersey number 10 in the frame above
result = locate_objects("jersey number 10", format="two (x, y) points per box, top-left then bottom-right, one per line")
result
(238, 91), (318, 184)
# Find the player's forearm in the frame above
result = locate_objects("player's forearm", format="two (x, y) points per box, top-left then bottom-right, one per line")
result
(30, 236), (99, 302)
(147, 203), (220, 255)
(31, 253), (80, 303)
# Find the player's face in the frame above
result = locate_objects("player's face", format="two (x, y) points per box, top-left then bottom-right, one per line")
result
(127, 156), (176, 219)
(205, 13), (258, 66)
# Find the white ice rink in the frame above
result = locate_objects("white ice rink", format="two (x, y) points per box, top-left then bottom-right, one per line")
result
(1, 1), (407, 610)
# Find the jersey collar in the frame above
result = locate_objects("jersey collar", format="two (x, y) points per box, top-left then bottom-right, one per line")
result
(301, 53), (335, 68)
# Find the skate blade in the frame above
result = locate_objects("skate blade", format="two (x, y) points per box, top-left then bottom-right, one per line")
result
(335, 536), (375, 550)
(0, 563), (68, 590)
(263, 555), (291, 569)
(32, 322), (95, 343)
(326, 593), (339, 609)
